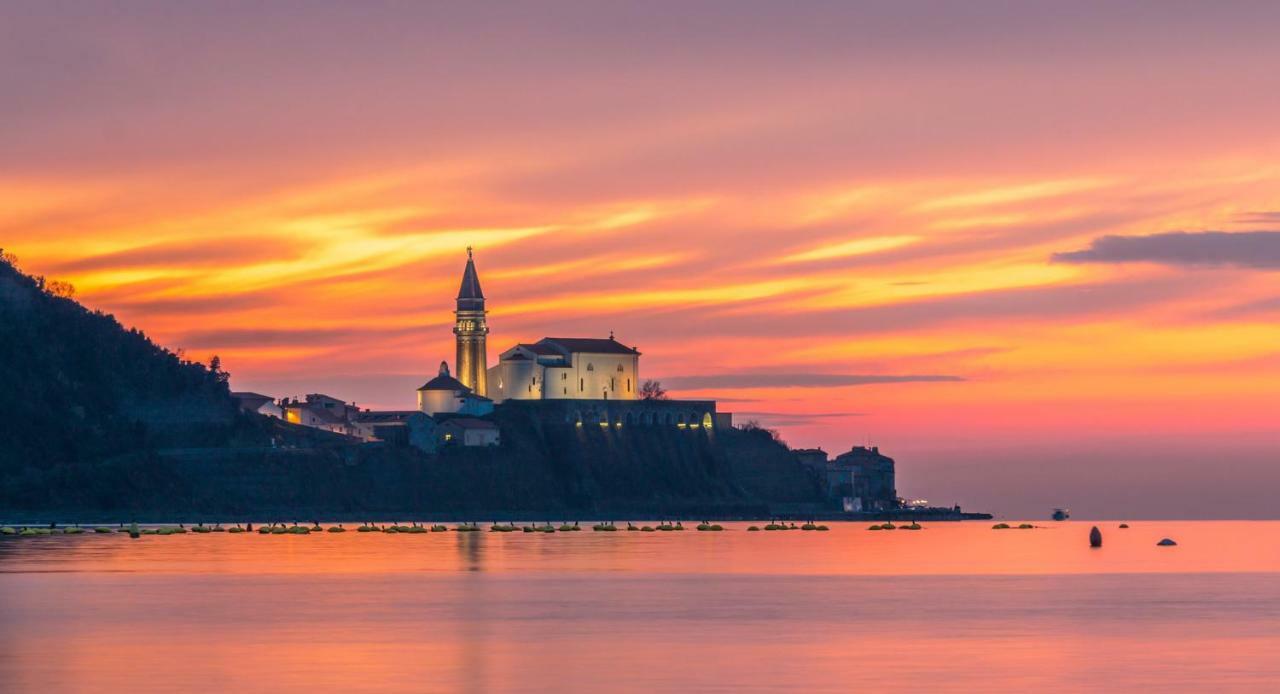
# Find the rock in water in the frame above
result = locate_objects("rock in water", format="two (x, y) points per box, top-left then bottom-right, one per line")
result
(1089, 526), (1102, 548)
(1157, 538), (1177, 546)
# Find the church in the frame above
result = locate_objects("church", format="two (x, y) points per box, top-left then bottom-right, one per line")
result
(418, 248), (642, 415)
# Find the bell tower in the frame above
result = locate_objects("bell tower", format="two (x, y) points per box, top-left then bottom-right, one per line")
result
(453, 247), (489, 396)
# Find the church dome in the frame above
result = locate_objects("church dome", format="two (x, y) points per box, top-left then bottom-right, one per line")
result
(418, 361), (471, 393)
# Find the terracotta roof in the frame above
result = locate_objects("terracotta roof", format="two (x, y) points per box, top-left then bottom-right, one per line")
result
(518, 342), (561, 356)
(540, 337), (639, 355)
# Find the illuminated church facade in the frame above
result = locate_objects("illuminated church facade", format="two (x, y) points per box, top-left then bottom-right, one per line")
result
(488, 336), (640, 402)
(419, 249), (641, 415)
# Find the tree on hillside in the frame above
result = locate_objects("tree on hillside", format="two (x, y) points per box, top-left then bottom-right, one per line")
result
(209, 355), (231, 385)
(639, 379), (668, 400)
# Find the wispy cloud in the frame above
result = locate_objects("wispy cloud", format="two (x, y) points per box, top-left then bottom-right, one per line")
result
(1204, 295), (1280, 320)
(733, 411), (866, 426)
(1233, 211), (1280, 225)
(49, 238), (303, 273)
(666, 373), (965, 390)
(1052, 231), (1280, 269)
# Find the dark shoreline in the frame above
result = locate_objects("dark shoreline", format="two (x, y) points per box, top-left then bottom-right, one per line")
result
(0, 508), (991, 526)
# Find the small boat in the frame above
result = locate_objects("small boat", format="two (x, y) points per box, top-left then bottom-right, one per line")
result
(1052, 508), (1070, 521)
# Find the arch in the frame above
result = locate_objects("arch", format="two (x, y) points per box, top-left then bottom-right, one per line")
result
(702, 412), (714, 429)
(586, 363), (595, 371)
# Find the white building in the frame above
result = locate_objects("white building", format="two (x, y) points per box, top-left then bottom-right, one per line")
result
(486, 336), (640, 403)
(437, 417), (500, 447)
(280, 394), (359, 436)
(417, 361), (494, 416)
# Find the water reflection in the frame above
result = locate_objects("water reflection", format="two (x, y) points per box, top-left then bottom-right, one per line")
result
(0, 521), (1277, 692)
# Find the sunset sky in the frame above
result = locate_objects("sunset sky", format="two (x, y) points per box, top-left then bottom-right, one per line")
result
(4, 2), (1278, 517)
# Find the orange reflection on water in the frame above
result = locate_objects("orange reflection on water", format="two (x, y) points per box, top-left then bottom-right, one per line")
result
(1, 521), (1278, 693)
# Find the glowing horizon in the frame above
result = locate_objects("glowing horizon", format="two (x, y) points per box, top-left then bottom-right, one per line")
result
(4, 2), (1279, 517)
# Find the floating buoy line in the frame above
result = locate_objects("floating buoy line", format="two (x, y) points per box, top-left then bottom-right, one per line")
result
(0, 520), (874, 537)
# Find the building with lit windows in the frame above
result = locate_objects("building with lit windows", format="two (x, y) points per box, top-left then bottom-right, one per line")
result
(440, 249), (642, 405)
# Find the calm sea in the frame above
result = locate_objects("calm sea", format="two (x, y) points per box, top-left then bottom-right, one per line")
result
(1, 520), (1277, 692)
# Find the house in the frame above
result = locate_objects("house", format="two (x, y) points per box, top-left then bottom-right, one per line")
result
(281, 394), (359, 436)
(352, 410), (436, 452)
(436, 417), (500, 447)
(231, 391), (283, 419)
(828, 446), (897, 512)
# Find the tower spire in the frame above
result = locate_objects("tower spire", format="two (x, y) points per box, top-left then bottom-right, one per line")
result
(453, 248), (489, 396)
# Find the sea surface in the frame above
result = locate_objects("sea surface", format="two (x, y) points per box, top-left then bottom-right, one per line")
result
(1, 520), (1277, 693)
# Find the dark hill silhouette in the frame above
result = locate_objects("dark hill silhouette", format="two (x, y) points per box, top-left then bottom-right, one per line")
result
(0, 253), (242, 471)
(0, 253), (824, 518)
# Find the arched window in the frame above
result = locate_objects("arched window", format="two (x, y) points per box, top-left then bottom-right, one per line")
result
(627, 378), (631, 392)
(616, 364), (624, 372)
(579, 378), (584, 391)
(586, 363), (594, 371)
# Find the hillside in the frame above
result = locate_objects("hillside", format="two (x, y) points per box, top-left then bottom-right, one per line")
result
(0, 254), (825, 518)
(0, 254), (244, 474)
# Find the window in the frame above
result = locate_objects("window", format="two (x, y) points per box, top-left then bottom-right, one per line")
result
(579, 378), (584, 391)
(627, 378), (631, 392)
(586, 363), (594, 371)
(561, 372), (567, 381)
(610, 377), (615, 390)
(617, 364), (624, 372)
